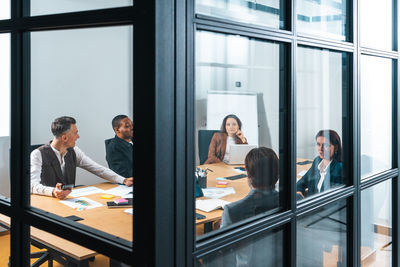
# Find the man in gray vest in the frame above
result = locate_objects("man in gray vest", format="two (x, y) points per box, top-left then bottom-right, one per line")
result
(30, 116), (133, 199)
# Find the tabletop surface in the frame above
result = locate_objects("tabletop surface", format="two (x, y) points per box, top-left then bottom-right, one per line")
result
(0, 182), (133, 260)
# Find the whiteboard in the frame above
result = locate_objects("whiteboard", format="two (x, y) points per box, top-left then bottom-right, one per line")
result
(207, 91), (258, 145)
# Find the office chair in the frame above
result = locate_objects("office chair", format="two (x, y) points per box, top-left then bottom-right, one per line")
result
(198, 129), (219, 165)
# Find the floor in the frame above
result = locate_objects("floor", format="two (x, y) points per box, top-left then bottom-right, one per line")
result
(0, 231), (110, 266)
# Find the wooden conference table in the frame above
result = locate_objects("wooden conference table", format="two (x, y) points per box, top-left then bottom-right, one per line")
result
(195, 159), (312, 232)
(0, 182), (132, 265)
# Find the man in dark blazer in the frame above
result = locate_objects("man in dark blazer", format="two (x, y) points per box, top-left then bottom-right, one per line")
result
(105, 115), (133, 179)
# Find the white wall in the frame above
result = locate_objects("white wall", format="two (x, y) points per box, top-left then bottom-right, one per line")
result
(31, 26), (133, 186)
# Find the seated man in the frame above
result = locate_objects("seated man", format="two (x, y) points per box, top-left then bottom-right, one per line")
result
(105, 115), (133, 178)
(31, 116), (133, 200)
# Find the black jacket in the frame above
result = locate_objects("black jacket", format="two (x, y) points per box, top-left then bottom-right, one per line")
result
(105, 135), (133, 178)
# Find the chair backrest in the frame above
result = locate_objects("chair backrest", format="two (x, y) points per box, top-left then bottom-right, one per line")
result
(105, 138), (112, 148)
(30, 144), (44, 153)
(198, 129), (220, 165)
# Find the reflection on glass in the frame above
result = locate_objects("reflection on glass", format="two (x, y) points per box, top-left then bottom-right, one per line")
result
(196, 0), (285, 29)
(195, 30), (285, 236)
(360, 55), (392, 179)
(0, 34), (10, 199)
(360, 0), (392, 50)
(30, 0), (133, 16)
(0, 1), (10, 20)
(197, 227), (283, 267)
(30, 26), (133, 242)
(297, 200), (347, 267)
(361, 180), (392, 267)
(296, 46), (347, 199)
(297, 0), (348, 41)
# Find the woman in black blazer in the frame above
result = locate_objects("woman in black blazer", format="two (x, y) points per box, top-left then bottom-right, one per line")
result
(296, 129), (343, 199)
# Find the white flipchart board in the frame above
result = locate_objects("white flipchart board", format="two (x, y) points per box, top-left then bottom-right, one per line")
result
(207, 91), (258, 145)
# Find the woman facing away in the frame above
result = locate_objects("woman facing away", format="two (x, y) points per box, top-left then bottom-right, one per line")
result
(296, 129), (343, 199)
(204, 114), (248, 164)
(219, 147), (281, 267)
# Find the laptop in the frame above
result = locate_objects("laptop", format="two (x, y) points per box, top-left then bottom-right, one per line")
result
(227, 144), (257, 165)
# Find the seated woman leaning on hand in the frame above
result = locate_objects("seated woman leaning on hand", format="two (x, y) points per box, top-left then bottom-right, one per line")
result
(221, 147), (279, 227)
(296, 129), (343, 199)
(204, 114), (248, 164)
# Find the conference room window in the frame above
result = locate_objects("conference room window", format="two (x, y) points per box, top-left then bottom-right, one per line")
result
(296, 46), (349, 201)
(0, 33), (10, 200)
(30, 0), (133, 16)
(196, 226), (284, 266)
(29, 26), (133, 245)
(297, 0), (349, 41)
(360, 55), (392, 179)
(361, 180), (392, 266)
(0, 214), (10, 266)
(360, 0), (393, 51)
(0, 0), (10, 20)
(195, 30), (287, 236)
(195, 0), (286, 30)
(297, 199), (347, 266)
(27, 227), (130, 266)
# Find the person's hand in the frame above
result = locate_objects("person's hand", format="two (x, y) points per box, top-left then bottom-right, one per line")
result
(123, 177), (133, 187)
(52, 183), (71, 200)
(296, 191), (304, 200)
(236, 130), (246, 143)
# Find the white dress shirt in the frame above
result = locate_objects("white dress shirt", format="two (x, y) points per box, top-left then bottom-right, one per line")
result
(31, 145), (125, 196)
(316, 160), (332, 192)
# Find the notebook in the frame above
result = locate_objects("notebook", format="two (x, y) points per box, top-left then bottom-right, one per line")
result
(106, 198), (133, 208)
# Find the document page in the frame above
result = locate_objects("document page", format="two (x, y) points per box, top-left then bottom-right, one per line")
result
(196, 199), (230, 212)
(59, 197), (103, 211)
(69, 186), (105, 197)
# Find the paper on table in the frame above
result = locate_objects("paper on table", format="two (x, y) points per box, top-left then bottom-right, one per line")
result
(201, 187), (235, 199)
(59, 197), (103, 211)
(297, 170), (307, 177)
(196, 199), (230, 212)
(69, 186), (105, 197)
(103, 185), (133, 196)
(124, 208), (133, 215)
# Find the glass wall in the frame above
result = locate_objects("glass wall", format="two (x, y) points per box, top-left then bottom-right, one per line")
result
(0, 214), (10, 266)
(360, 0), (393, 50)
(296, 46), (348, 200)
(360, 55), (392, 179)
(297, 0), (349, 41)
(30, 26), (133, 243)
(0, 33), (10, 199)
(196, 0), (286, 29)
(30, 0), (133, 16)
(195, 30), (286, 236)
(197, 227), (283, 266)
(297, 200), (347, 267)
(0, 1), (10, 20)
(361, 180), (392, 266)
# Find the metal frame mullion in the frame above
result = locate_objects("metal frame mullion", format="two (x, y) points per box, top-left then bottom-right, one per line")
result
(10, 0), (30, 266)
(0, 6), (136, 33)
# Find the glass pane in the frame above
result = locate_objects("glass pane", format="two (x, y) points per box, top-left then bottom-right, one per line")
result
(297, 0), (348, 41)
(29, 228), (132, 266)
(0, 214), (10, 266)
(361, 180), (392, 267)
(30, 26), (133, 243)
(197, 227), (283, 267)
(195, 30), (285, 236)
(297, 200), (347, 267)
(0, 33), (10, 199)
(0, 1), (10, 20)
(296, 46), (348, 200)
(196, 0), (286, 30)
(360, 55), (392, 179)
(360, 0), (392, 50)
(31, 0), (133, 16)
